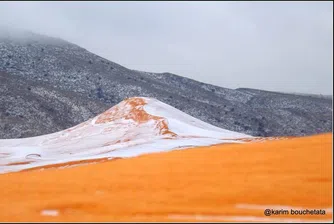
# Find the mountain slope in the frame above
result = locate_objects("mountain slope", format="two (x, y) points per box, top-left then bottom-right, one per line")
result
(0, 28), (332, 138)
(0, 97), (253, 174)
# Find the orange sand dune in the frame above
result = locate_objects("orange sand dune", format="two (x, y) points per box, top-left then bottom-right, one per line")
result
(0, 133), (332, 222)
(95, 97), (176, 136)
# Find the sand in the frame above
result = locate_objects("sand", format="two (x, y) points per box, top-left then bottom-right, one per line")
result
(0, 133), (332, 222)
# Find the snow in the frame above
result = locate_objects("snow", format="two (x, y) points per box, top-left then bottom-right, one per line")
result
(0, 97), (254, 174)
(40, 210), (59, 216)
(143, 97), (251, 139)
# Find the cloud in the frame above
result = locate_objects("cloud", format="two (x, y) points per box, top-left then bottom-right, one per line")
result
(0, 1), (332, 94)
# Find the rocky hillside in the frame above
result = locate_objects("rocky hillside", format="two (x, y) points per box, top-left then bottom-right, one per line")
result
(0, 28), (332, 138)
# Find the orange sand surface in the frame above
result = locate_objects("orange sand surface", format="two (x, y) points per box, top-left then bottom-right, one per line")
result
(0, 133), (332, 222)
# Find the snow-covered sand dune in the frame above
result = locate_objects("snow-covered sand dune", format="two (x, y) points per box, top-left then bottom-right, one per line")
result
(0, 97), (253, 173)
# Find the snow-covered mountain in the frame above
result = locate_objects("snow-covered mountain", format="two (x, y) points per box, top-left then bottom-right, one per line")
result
(0, 28), (332, 139)
(0, 97), (254, 174)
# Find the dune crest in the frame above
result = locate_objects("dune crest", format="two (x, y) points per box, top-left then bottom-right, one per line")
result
(0, 97), (253, 174)
(95, 97), (176, 137)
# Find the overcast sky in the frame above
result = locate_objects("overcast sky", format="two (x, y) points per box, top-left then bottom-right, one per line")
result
(0, 1), (332, 95)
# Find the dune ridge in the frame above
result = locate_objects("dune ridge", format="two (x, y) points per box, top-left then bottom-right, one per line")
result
(0, 97), (254, 174)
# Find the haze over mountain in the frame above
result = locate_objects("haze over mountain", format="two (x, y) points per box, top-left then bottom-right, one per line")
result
(0, 28), (332, 139)
(0, 1), (332, 95)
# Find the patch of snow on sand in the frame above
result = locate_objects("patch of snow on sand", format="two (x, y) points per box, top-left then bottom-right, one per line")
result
(0, 97), (253, 174)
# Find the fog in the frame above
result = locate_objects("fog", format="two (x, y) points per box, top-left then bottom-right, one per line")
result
(0, 1), (332, 95)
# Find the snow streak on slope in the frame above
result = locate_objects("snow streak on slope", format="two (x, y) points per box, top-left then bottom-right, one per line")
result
(0, 97), (253, 174)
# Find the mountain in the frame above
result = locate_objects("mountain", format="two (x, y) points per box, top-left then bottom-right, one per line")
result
(0, 28), (332, 138)
(0, 97), (254, 174)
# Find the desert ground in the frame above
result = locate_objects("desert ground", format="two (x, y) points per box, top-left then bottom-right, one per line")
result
(0, 133), (331, 222)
